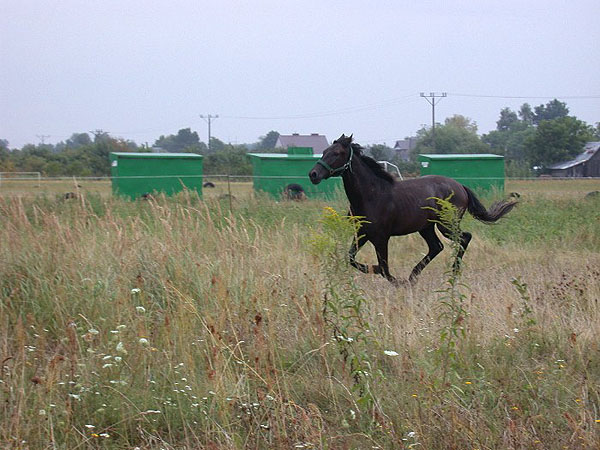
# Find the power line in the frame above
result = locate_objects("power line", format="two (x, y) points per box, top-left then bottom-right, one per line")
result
(448, 93), (600, 99)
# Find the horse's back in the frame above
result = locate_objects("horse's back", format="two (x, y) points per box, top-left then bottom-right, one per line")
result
(396, 175), (467, 204)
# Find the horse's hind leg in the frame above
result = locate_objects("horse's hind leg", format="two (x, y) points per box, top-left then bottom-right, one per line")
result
(436, 224), (472, 273)
(409, 225), (444, 284)
(349, 233), (369, 273)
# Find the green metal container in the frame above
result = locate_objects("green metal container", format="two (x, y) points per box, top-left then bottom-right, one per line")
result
(248, 147), (342, 199)
(110, 152), (203, 199)
(418, 154), (505, 192)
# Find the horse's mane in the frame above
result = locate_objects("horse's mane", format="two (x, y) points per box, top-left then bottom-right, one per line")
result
(352, 144), (395, 184)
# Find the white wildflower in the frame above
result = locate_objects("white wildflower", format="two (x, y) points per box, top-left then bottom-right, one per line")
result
(384, 350), (399, 356)
(116, 342), (127, 354)
(131, 288), (141, 294)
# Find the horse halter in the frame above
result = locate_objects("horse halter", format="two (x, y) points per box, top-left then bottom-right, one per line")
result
(316, 144), (354, 176)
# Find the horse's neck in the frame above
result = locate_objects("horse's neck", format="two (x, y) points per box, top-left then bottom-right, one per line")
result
(342, 157), (386, 213)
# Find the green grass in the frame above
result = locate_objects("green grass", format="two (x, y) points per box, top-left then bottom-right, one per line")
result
(1, 181), (599, 449)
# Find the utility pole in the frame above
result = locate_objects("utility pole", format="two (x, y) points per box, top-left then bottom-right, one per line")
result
(200, 114), (218, 152)
(420, 92), (446, 151)
(36, 134), (50, 145)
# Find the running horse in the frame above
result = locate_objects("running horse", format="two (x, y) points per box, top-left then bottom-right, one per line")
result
(308, 134), (517, 285)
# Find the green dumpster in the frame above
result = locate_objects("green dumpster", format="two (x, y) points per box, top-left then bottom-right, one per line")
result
(418, 154), (505, 192)
(110, 152), (203, 199)
(248, 147), (342, 199)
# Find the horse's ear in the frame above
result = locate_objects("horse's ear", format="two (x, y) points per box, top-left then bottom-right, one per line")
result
(348, 134), (353, 143)
(337, 134), (352, 147)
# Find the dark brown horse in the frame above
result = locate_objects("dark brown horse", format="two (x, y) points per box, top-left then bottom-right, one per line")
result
(308, 134), (517, 285)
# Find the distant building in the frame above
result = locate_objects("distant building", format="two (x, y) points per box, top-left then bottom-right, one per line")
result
(275, 133), (329, 153)
(393, 137), (417, 162)
(547, 142), (600, 177)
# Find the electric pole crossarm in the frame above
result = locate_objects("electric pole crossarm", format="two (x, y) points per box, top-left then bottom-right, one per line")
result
(200, 114), (219, 152)
(420, 92), (447, 151)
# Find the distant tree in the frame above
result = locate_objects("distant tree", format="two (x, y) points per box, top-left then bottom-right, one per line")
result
(0, 140), (10, 171)
(593, 122), (600, 140)
(154, 128), (202, 153)
(65, 133), (92, 149)
(257, 131), (280, 150)
(496, 107), (519, 131)
(43, 161), (64, 177)
(414, 115), (490, 155)
(203, 144), (251, 175)
(208, 137), (226, 153)
(518, 103), (535, 125)
(366, 144), (392, 161)
(483, 122), (534, 160)
(533, 99), (569, 125)
(91, 130), (112, 143)
(526, 116), (593, 168)
(20, 155), (47, 173)
(445, 114), (478, 133)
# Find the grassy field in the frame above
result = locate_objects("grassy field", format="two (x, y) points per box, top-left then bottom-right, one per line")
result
(1, 179), (599, 449)
(1, 176), (599, 201)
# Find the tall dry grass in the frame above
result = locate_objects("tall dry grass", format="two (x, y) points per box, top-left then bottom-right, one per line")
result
(1, 188), (599, 449)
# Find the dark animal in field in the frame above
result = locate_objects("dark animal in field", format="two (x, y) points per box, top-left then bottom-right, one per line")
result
(309, 134), (518, 285)
(284, 183), (306, 201)
(203, 181), (216, 188)
(64, 192), (77, 199)
(585, 191), (599, 199)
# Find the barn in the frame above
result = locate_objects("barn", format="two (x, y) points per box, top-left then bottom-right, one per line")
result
(547, 142), (600, 177)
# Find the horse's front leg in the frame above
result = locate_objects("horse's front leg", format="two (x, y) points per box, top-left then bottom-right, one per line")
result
(349, 233), (369, 273)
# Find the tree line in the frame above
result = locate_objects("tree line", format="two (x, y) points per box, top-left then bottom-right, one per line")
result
(1, 100), (598, 178)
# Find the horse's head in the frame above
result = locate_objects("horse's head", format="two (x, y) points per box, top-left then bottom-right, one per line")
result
(309, 134), (354, 184)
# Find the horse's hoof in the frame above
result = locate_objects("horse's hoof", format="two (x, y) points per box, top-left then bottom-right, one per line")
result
(369, 265), (383, 275)
(390, 278), (409, 288)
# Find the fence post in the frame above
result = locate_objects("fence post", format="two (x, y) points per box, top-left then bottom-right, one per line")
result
(227, 174), (233, 213)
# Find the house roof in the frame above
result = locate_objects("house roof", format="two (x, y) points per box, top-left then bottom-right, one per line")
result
(276, 133), (329, 153)
(394, 137), (417, 150)
(548, 142), (600, 170)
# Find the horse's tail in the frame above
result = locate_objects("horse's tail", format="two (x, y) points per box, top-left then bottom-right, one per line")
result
(464, 185), (517, 223)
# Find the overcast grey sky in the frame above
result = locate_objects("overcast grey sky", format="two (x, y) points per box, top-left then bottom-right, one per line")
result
(1, 0), (599, 149)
